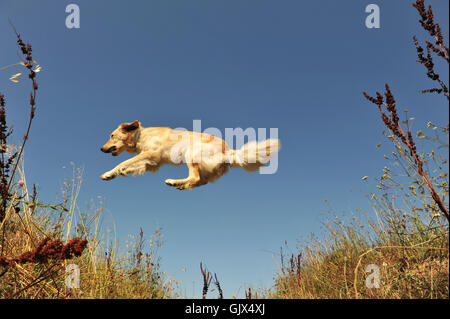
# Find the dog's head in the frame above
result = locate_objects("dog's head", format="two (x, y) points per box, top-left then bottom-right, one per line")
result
(101, 120), (141, 156)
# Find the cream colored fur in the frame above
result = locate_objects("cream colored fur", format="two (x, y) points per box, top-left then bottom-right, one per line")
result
(100, 121), (280, 190)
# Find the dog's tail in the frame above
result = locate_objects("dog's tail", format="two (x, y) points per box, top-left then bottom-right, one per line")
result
(227, 139), (281, 172)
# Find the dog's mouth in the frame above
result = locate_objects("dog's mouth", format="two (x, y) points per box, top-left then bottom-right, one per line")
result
(101, 145), (118, 155)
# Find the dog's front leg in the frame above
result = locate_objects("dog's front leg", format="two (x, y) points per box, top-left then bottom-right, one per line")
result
(100, 168), (120, 181)
(100, 152), (157, 181)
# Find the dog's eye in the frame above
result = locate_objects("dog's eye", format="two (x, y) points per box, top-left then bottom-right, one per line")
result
(111, 134), (114, 138)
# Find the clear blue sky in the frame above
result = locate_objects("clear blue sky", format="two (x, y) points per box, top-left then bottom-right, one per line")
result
(1, 0), (448, 298)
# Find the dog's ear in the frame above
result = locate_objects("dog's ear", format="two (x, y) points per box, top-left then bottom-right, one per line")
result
(121, 120), (140, 132)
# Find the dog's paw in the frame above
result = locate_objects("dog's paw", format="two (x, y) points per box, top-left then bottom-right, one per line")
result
(165, 179), (186, 190)
(165, 179), (176, 186)
(101, 171), (116, 181)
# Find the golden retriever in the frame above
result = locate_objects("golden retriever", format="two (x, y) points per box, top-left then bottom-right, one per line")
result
(100, 121), (280, 190)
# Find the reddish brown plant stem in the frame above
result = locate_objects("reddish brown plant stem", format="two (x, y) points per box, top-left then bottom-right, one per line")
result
(390, 109), (449, 221)
(364, 85), (449, 222)
(5, 31), (38, 197)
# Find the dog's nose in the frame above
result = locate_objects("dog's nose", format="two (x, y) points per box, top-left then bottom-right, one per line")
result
(101, 146), (116, 153)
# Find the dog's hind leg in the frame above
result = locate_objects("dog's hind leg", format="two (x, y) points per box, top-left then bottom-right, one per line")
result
(165, 162), (203, 190)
